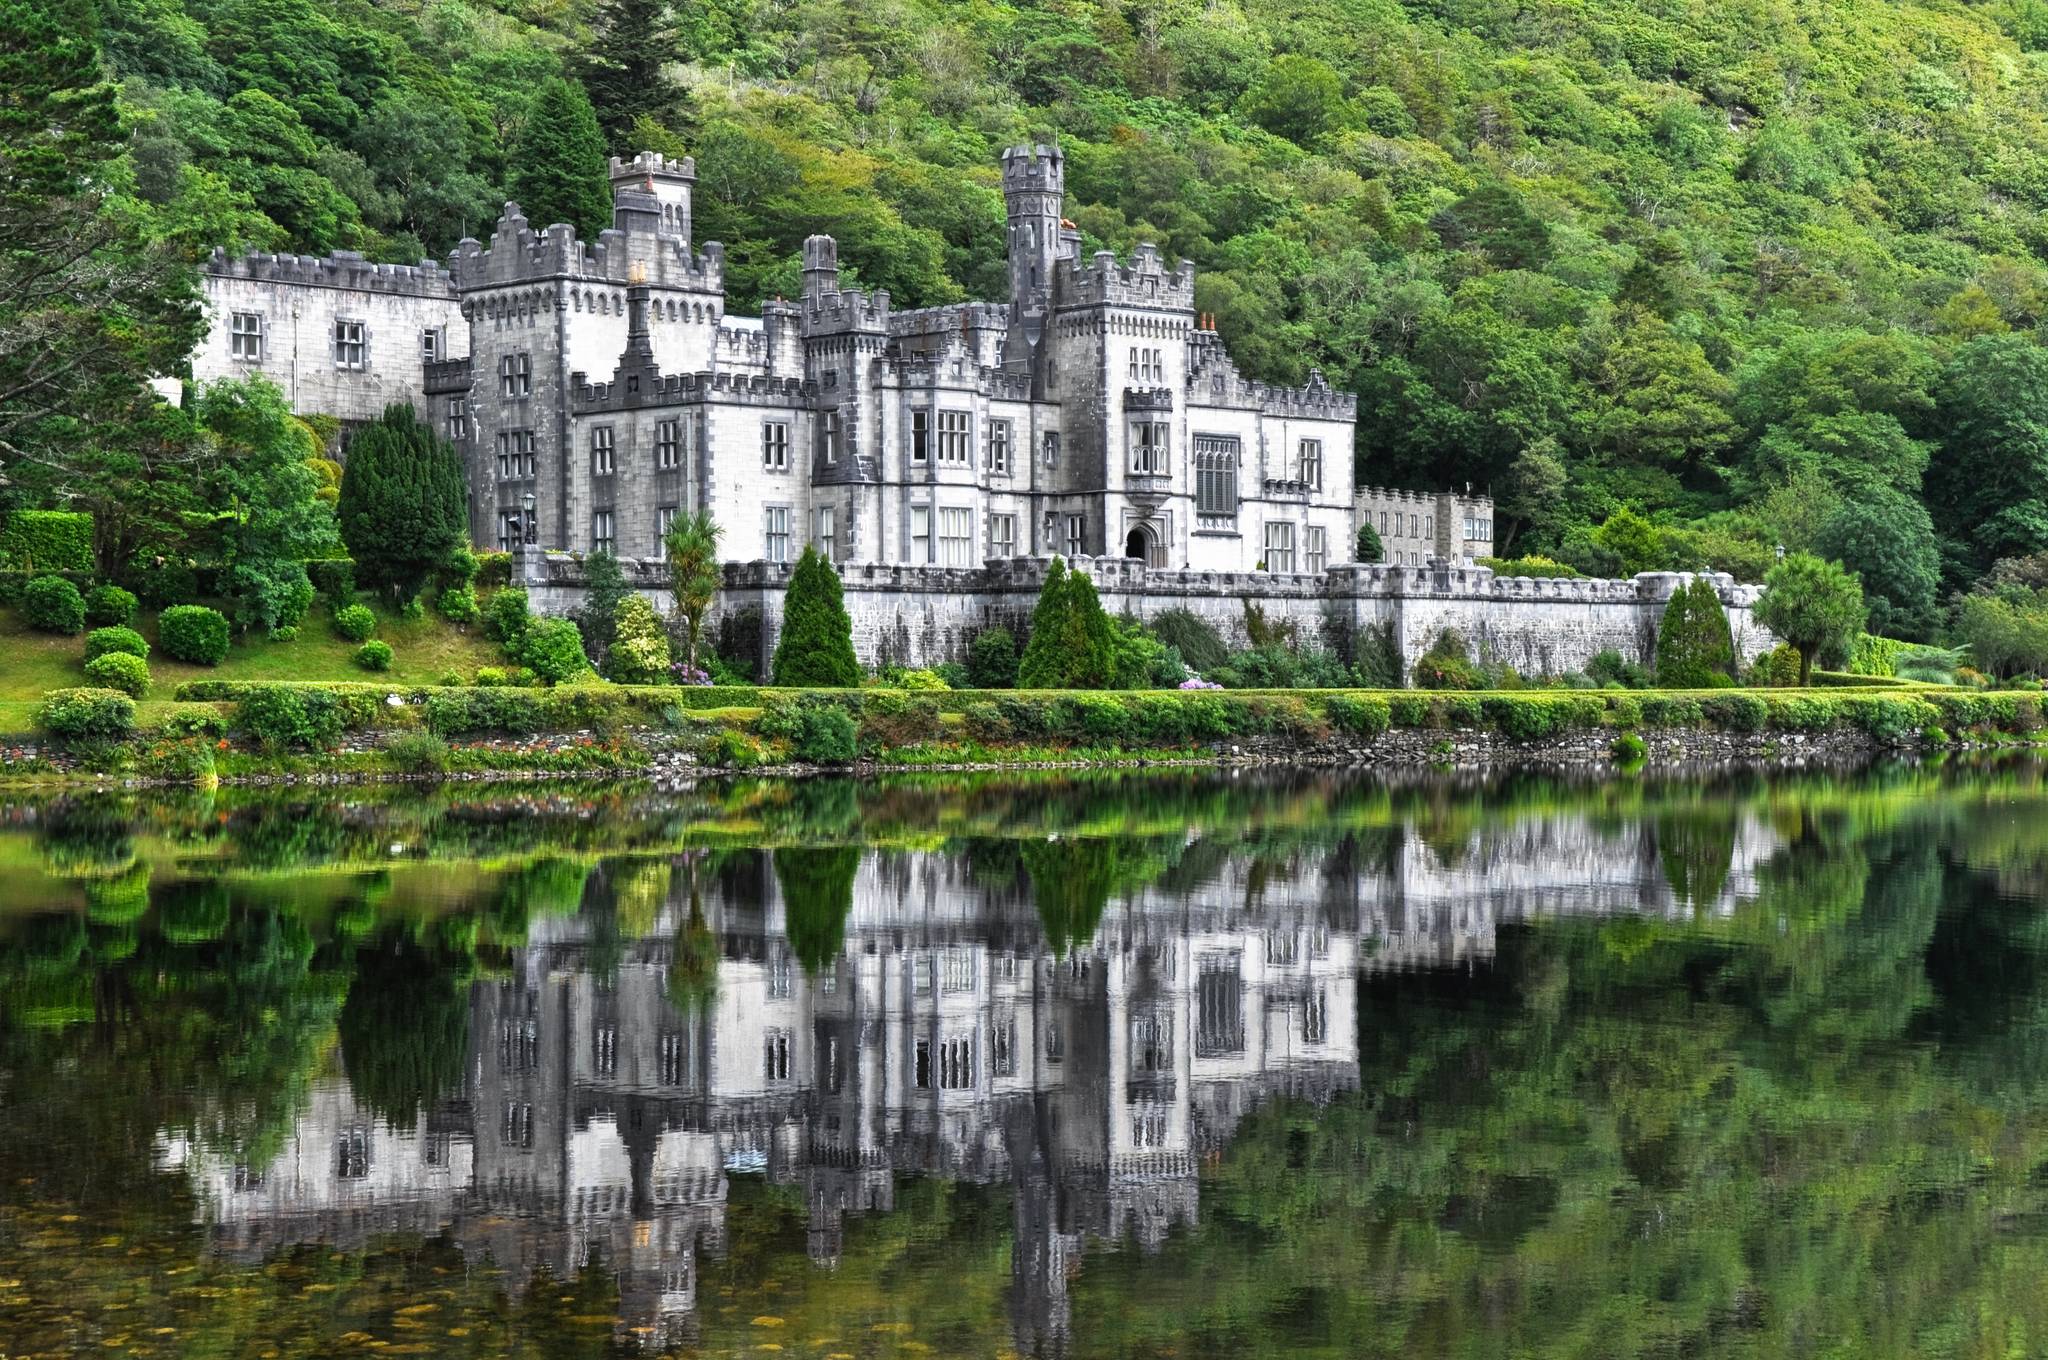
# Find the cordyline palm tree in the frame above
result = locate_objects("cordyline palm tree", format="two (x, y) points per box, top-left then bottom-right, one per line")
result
(663, 511), (722, 674)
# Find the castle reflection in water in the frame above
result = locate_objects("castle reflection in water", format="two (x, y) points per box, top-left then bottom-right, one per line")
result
(154, 806), (1782, 1352)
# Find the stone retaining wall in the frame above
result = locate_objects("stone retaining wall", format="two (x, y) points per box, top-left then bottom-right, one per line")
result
(518, 551), (1772, 680)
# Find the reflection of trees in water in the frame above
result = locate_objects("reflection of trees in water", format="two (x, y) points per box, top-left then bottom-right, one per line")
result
(774, 846), (859, 973)
(37, 796), (137, 877)
(1020, 837), (1170, 954)
(338, 930), (470, 1132)
(666, 861), (719, 1017)
(1655, 807), (1738, 910)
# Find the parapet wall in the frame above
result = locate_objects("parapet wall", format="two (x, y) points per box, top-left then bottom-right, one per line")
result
(520, 553), (1772, 680)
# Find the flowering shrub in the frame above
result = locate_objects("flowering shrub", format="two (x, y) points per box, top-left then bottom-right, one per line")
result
(668, 662), (713, 686)
(1179, 677), (1223, 690)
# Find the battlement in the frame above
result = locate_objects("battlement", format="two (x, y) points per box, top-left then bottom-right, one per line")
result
(1000, 143), (1064, 193)
(571, 367), (809, 412)
(802, 287), (891, 333)
(204, 247), (457, 298)
(1055, 246), (1196, 312)
(609, 152), (696, 184)
(887, 303), (1011, 339)
(446, 205), (723, 291)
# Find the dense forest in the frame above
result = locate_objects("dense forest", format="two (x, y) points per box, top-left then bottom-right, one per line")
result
(16, 0), (2048, 645)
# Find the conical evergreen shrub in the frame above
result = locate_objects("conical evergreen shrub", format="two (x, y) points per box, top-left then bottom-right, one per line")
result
(772, 546), (860, 686)
(337, 404), (467, 598)
(1654, 578), (1736, 687)
(1016, 558), (1070, 688)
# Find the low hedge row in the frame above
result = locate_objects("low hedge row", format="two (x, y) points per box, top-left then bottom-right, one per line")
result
(136, 680), (2048, 754)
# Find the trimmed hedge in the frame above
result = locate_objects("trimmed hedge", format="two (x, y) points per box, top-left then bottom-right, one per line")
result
(37, 687), (136, 740)
(159, 605), (231, 665)
(83, 652), (150, 698)
(22, 575), (85, 634)
(84, 626), (149, 663)
(332, 603), (377, 642)
(354, 640), (394, 671)
(0, 511), (93, 571)
(84, 585), (137, 628)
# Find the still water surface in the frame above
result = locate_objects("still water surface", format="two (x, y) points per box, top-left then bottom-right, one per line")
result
(1, 765), (2046, 1358)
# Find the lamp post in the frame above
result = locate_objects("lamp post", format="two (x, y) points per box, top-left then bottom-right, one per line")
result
(523, 492), (537, 547)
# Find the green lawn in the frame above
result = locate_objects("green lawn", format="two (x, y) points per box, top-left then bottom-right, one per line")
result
(0, 601), (505, 732)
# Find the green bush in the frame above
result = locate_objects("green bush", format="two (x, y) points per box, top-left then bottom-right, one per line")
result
(268, 625), (299, 642)
(83, 626), (149, 663)
(963, 701), (1012, 743)
(158, 605), (231, 665)
(518, 616), (591, 684)
(1611, 731), (1648, 762)
(401, 595), (426, 622)
(707, 727), (774, 768)
(83, 652), (150, 698)
(790, 701), (858, 764)
(1587, 649), (1650, 689)
(237, 687), (347, 751)
(37, 687), (135, 740)
(0, 511), (93, 571)
(332, 603), (377, 642)
(385, 730), (450, 773)
(22, 575), (85, 634)
(1149, 609), (1231, 673)
(306, 558), (356, 602)
(1747, 643), (1803, 687)
(1849, 696), (1939, 744)
(1484, 695), (1572, 741)
(437, 583), (481, 625)
(1768, 695), (1840, 731)
(1641, 696), (1704, 726)
(1604, 694), (1643, 726)
(84, 585), (137, 628)
(1326, 694), (1391, 737)
(482, 587), (530, 643)
(1478, 555), (1581, 578)
(606, 595), (671, 684)
(1389, 695), (1433, 727)
(354, 640), (394, 671)
(1702, 693), (1768, 732)
(1412, 630), (1483, 690)
(858, 690), (942, 749)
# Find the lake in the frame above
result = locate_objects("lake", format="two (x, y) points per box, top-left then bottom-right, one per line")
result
(1, 762), (2045, 1358)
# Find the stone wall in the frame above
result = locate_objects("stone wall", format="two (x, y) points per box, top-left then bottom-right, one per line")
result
(519, 551), (1771, 679)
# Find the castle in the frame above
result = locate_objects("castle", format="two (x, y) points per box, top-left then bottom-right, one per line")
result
(188, 142), (1777, 680)
(193, 145), (1361, 575)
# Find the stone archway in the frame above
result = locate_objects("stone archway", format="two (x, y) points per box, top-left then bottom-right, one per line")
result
(1124, 522), (1165, 567)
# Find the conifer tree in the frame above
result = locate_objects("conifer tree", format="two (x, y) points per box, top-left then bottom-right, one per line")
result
(508, 78), (612, 240)
(336, 404), (468, 599)
(772, 546), (860, 686)
(578, 0), (688, 145)
(1018, 558), (1117, 689)
(1016, 557), (1071, 688)
(1654, 579), (1736, 687)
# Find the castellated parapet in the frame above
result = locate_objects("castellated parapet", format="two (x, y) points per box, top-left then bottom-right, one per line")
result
(205, 247), (458, 298)
(1056, 245), (1196, 311)
(445, 204), (724, 291)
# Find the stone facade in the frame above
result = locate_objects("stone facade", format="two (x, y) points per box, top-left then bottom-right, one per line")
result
(1355, 485), (1494, 565)
(190, 251), (467, 429)
(521, 550), (1769, 678)
(198, 145), (1357, 575)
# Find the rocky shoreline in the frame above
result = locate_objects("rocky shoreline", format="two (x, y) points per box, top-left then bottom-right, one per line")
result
(0, 720), (1917, 791)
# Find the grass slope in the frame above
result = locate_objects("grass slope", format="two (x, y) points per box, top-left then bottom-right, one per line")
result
(0, 603), (504, 734)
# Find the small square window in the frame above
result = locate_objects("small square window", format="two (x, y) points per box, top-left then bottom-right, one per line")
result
(229, 311), (263, 362)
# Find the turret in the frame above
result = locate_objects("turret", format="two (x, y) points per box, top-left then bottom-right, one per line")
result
(1001, 143), (1064, 319)
(802, 235), (840, 300)
(609, 152), (696, 243)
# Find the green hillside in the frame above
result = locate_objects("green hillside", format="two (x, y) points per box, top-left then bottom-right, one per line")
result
(15, 0), (2048, 645)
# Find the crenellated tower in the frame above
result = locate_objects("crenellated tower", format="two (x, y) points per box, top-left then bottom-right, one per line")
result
(609, 152), (696, 244)
(1001, 144), (1065, 327)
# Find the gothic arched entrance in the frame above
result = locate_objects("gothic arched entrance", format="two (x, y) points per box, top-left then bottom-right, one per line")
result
(1124, 522), (1165, 566)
